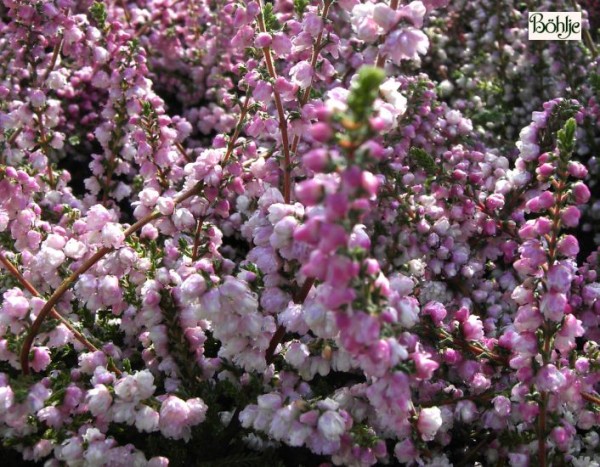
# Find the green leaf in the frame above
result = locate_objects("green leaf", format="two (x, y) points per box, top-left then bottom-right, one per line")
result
(557, 117), (577, 156)
(347, 66), (386, 121)
(89, 2), (107, 29)
(409, 147), (437, 175)
(262, 3), (281, 32)
(293, 0), (309, 17)
(68, 135), (80, 146)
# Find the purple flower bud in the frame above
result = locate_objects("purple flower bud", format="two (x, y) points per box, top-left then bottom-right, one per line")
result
(254, 32), (272, 48)
(557, 234), (579, 257)
(310, 122), (333, 142)
(567, 161), (588, 179)
(423, 301), (447, 325)
(560, 206), (581, 228)
(30, 90), (46, 108)
(572, 182), (590, 204)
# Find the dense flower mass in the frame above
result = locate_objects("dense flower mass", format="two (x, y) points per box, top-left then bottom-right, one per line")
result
(0, 0), (599, 465)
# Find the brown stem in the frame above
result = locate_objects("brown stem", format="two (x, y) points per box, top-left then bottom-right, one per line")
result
(265, 276), (315, 364)
(175, 141), (192, 163)
(34, 110), (55, 187)
(256, 2), (292, 203)
(0, 252), (121, 376)
(419, 390), (497, 408)
(20, 182), (204, 374)
(118, 0), (132, 25)
(8, 127), (23, 146)
(538, 392), (548, 467)
(289, 0), (333, 156)
(191, 217), (204, 261)
(582, 391), (600, 405)
(570, 0), (598, 58)
(435, 328), (508, 365)
(132, 0), (186, 40)
(41, 36), (64, 84)
(222, 94), (251, 165)
(374, 0), (400, 68)
(102, 151), (117, 205)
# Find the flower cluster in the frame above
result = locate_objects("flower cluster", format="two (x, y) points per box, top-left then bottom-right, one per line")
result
(0, 0), (599, 466)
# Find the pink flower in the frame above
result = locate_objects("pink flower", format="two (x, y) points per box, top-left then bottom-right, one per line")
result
(492, 396), (511, 417)
(351, 4), (380, 43)
(396, 296), (419, 328)
(557, 235), (579, 257)
(159, 396), (191, 440)
(157, 197), (175, 216)
(540, 292), (567, 321)
(186, 398), (208, 425)
(536, 364), (566, 392)
(289, 61), (313, 89)
(546, 264), (573, 293)
(254, 32), (272, 48)
(101, 222), (125, 249)
(86, 385), (112, 416)
(87, 205), (112, 230)
(382, 28), (429, 64)
(272, 32), (292, 56)
(397, 1), (427, 28)
(372, 4), (398, 31)
(462, 315), (484, 341)
(31, 347), (51, 372)
(253, 81), (273, 103)
(554, 315), (584, 353)
(394, 439), (418, 463)
(412, 350), (439, 380)
(3, 289), (29, 319)
(572, 182), (590, 204)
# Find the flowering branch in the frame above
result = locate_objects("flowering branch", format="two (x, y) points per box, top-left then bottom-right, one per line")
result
(374, 0), (400, 68)
(0, 252), (121, 376)
(289, 0), (333, 155)
(19, 182), (204, 375)
(256, 0), (292, 203)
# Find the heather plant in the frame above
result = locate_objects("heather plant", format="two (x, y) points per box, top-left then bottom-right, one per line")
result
(0, 0), (599, 466)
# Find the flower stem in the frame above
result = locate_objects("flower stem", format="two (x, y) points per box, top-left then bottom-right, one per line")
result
(289, 0), (333, 156)
(20, 182), (204, 375)
(256, 0), (292, 203)
(265, 276), (315, 364)
(222, 93), (251, 165)
(0, 252), (121, 376)
(374, 0), (400, 68)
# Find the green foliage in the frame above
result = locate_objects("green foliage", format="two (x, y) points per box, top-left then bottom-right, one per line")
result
(262, 3), (281, 32)
(347, 66), (385, 121)
(67, 135), (80, 146)
(557, 117), (577, 157)
(409, 147), (437, 175)
(293, 0), (309, 18)
(89, 2), (107, 29)
(590, 72), (600, 97)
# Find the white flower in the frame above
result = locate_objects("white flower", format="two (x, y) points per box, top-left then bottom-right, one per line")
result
(317, 410), (346, 441)
(417, 407), (443, 441)
(379, 79), (408, 116)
